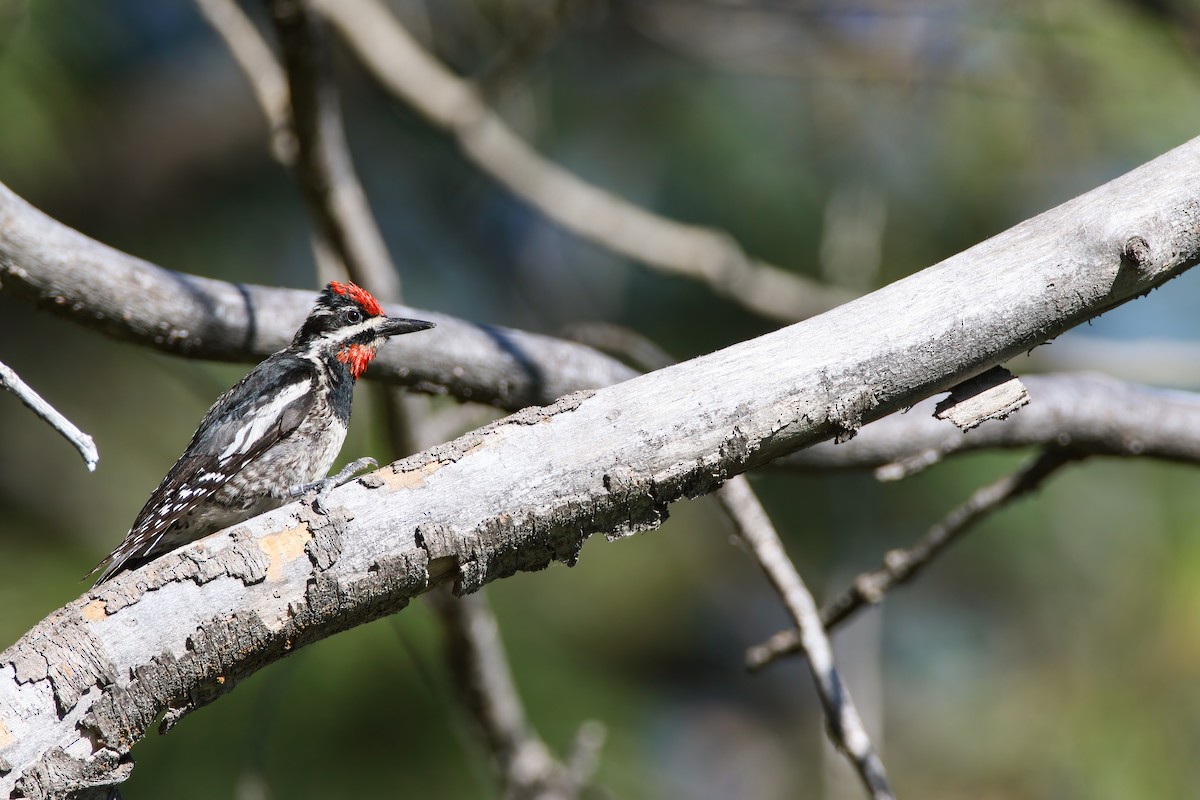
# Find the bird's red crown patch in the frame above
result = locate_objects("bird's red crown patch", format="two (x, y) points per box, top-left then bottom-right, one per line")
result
(329, 280), (384, 317)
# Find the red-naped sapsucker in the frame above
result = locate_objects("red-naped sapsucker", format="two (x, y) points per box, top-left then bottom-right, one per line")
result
(89, 281), (434, 584)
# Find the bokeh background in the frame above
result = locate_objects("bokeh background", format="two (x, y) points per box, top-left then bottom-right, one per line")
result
(3, 1), (1200, 797)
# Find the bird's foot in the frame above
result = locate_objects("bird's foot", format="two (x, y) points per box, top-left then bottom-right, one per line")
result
(288, 456), (378, 515)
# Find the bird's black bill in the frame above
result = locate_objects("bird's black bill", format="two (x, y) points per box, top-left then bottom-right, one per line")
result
(380, 317), (436, 337)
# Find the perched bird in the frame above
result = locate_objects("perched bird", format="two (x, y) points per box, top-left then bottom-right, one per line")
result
(89, 281), (434, 585)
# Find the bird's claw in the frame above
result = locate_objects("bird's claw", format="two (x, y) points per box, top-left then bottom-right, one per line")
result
(287, 456), (379, 515)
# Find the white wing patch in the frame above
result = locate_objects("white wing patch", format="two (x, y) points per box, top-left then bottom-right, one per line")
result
(217, 379), (310, 462)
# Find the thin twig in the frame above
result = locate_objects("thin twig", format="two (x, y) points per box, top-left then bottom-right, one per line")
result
(0, 359), (98, 471)
(429, 589), (604, 799)
(746, 447), (1082, 672)
(718, 477), (895, 800)
(564, 720), (606, 795)
(312, 0), (853, 322)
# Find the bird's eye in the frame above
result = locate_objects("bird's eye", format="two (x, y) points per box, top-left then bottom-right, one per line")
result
(345, 308), (363, 324)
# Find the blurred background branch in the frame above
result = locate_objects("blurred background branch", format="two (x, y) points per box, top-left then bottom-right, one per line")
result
(262, 0), (400, 298)
(193, 0), (296, 164)
(776, 374), (1200, 475)
(0, 179), (636, 409)
(314, 0), (854, 322)
(431, 588), (605, 800)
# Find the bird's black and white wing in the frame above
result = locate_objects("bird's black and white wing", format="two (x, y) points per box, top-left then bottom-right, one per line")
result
(88, 355), (316, 584)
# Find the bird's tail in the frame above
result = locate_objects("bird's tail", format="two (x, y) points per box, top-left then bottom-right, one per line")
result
(85, 533), (160, 587)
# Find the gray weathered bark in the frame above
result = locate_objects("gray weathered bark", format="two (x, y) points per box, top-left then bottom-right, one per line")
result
(2, 135), (1199, 797)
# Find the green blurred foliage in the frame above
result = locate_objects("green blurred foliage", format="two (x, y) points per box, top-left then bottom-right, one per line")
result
(2, 0), (1200, 797)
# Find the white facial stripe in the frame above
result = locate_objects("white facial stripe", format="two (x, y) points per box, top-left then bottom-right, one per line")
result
(300, 317), (390, 357)
(330, 317), (389, 340)
(218, 378), (311, 462)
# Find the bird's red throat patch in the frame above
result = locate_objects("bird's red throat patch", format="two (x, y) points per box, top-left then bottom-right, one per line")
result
(329, 280), (384, 317)
(337, 343), (379, 379)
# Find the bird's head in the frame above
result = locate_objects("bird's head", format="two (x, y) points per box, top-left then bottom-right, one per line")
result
(294, 281), (435, 378)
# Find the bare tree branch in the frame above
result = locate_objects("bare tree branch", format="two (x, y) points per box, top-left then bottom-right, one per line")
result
(3, 133), (1200, 795)
(746, 447), (1081, 671)
(0, 359), (98, 472)
(748, 372), (1200, 670)
(823, 447), (1079, 629)
(0, 179), (636, 411)
(311, 0), (855, 322)
(776, 373), (1200, 477)
(718, 478), (894, 799)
